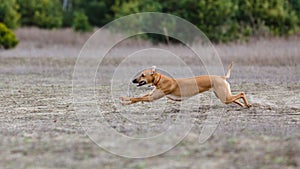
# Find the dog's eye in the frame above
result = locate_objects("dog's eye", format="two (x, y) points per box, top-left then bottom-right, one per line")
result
(141, 74), (145, 77)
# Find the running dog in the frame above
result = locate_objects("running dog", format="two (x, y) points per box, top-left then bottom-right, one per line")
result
(120, 63), (251, 108)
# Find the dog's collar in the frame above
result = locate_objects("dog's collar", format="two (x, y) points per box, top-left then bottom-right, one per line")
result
(153, 74), (162, 86)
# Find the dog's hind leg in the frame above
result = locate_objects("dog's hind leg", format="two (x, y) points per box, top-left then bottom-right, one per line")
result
(213, 80), (251, 108)
(240, 93), (251, 108)
(224, 92), (251, 108)
(233, 100), (244, 107)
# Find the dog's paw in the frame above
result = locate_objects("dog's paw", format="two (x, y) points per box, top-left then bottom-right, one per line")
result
(121, 100), (133, 105)
(120, 97), (130, 101)
(246, 104), (252, 108)
(119, 97), (132, 105)
(122, 101), (133, 105)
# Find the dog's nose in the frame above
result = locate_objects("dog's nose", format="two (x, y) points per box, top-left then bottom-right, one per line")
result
(132, 79), (138, 83)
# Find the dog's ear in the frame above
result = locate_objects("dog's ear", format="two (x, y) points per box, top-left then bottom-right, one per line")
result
(151, 66), (156, 75)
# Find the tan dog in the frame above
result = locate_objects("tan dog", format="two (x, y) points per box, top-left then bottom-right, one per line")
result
(120, 63), (251, 108)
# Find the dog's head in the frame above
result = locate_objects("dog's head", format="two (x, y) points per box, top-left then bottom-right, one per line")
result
(132, 66), (157, 86)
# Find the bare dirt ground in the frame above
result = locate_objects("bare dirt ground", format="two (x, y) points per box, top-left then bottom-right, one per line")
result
(0, 28), (299, 169)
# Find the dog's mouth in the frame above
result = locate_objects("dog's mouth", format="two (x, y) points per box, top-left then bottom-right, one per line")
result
(137, 80), (146, 86)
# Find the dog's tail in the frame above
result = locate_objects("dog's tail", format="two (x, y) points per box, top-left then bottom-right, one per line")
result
(224, 62), (233, 79)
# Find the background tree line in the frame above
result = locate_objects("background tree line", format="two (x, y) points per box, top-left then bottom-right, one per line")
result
(1, 0), (300, 48)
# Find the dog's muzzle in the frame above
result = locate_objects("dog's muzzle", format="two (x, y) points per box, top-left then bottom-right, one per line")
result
(132, 79), (146, 86)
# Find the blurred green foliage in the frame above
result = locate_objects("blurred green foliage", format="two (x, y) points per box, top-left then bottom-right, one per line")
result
(72, 11), (92, 32)
(291, 0), (300, 24)
(1, 0), (300, 43)
(17, 0), (62, 29)
(61, 0), (115, 28)
(0, 0), (21, 29)
(110, 0), (299, 43)
(0, 23), (19, 49)
(236, 0), (298, 36)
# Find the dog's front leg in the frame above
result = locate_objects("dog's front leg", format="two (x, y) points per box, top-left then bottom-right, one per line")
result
(120, 89), (165, 105)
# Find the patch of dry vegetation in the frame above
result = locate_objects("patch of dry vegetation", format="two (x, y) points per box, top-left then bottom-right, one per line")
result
(2, 28), (298, 67)
(217, 36), (300, 66)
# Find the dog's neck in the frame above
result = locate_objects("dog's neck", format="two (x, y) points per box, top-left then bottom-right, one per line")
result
(153, 73), (162, 86)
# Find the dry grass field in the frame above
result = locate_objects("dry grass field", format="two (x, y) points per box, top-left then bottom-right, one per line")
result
(0, 27), (299, 169)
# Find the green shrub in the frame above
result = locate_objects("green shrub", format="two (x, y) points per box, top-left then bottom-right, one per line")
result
(0, 0), (21, 29)
(291, 0), (300, 23)
(195, 0), (239, 42)
(111, 0), (172, 43)
(72, 12), (92, 32)
(61, 0), (115, 27)
(62, 10), (73, 27)
(17, 0), (63, 29)
(0, 23), (19, 49)
(111, 0), (300, 43)
(111, 0), (238, 43)
(112, 0), (162, 18)
(236, 0), (299, 36)
(85, 0), (116, 26)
